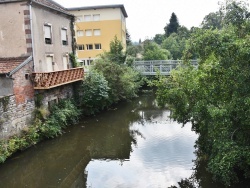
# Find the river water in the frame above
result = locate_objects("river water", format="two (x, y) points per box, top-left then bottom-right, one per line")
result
(0, 92), (236, 187)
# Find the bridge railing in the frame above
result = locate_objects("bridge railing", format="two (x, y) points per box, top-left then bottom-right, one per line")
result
(133, 60), (198, 75)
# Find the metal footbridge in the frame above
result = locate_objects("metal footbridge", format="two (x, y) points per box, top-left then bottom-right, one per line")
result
(133, 60), (198, 75)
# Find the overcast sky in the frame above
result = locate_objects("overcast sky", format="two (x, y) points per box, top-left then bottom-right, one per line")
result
(54, 0), (221, 42)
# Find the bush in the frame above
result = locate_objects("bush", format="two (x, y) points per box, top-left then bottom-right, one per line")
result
(79, 71), (110, 115)
(93, 59), (142, 104)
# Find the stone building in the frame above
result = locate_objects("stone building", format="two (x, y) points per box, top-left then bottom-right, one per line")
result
(0, 0), (84, 140)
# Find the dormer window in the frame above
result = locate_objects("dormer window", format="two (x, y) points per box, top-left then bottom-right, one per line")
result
(44, 24), (52, 44)
(61, 27), (68, 45)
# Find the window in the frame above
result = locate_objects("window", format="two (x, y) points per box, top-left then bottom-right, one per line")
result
(93, 29), (101, 36)
(46, 55), (54, 71)
(63, 56), (69, 70)
(87, 59), (93, 65)
(77, 45), (84, 50)
(95, 43), (101, 50)
(61, 28), (68, 45)
(44, 25), (52, 44)
(93, 14), (100, 21)
(77, 30), (84, 37)
(84, 15), (91, 21)
(86, 44), (93, 50)
(85, 30), (92, 36)
(76, 16), (83, 22)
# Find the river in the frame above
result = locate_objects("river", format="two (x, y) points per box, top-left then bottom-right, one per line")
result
(0, 92), (240, 187)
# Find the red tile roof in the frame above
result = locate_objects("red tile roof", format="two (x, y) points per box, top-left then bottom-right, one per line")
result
(0, 56), (28, 74)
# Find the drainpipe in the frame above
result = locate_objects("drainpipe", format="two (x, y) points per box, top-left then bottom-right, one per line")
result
(29, 0), (35, 72)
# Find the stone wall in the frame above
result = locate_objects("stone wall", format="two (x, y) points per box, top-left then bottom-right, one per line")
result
(0, 95), (35, 140)
(36, 84), (74, 108)
(0, 84), (75, 140)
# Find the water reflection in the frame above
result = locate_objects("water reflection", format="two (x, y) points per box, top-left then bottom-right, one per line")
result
(85, 94), (197, 188)
(0, 92), (199, 188)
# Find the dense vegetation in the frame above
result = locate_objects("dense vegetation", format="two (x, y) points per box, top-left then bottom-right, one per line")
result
(155, 0), (250, 186)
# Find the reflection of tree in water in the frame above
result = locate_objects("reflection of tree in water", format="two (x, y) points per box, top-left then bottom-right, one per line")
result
(168, 150), (250, 188)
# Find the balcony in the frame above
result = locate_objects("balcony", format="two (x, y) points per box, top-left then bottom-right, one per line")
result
(32, 67), (84, 89)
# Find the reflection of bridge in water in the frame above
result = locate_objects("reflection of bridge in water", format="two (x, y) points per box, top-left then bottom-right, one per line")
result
(134, 60), (198, 75)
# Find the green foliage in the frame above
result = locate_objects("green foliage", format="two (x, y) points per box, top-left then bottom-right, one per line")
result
(155, 23), (250, 186)
(161, 33), (186, 60)
(164, 12), (180, 37)
(0, 99), (80, 163)
(201, 11), (223, 30)
(69, 52), (79, 68)
(153, 34), (165, 45)
(0, 96), (10, 112)
(93, 59), (142, 104)
(126, 29), (132, 46)
(79, 71), (110, 115)
(104, 35), (126, 64)
(126, 44), (143, 58)
(143, 41), (171, 60)
(221, 0), (250, 28)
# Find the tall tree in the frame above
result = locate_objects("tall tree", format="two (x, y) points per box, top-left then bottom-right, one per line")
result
(201, 11), (223, 30)
(221, 0), (250, 28)
(126, 29), (132, 46)
(164, 12), (180, 37)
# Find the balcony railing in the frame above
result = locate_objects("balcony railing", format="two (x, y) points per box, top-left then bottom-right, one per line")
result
(32, 67), (84, 89)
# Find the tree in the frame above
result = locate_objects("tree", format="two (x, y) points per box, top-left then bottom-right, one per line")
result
(161, 33), (185, 60)
(153, 34), (165, 45)
(201, 11), (223, 30)
(164, 12), (180, 37)
(155, 25), (250, 186)
(79, 71), (110, 115)
(99, 36), (126, 64)
(221, 0), (250, 28)
(143, 41), (171, 60)
(177, 26), (190, 39)
(126, 29), (132, 46)
(93, 60), (142, 103)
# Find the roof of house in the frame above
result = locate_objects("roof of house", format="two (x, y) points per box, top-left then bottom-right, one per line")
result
(0, 56), (30, 74)
(0, 0), (74, 17)
(67, 4), (128, 18)
(32, 0), (73, 16)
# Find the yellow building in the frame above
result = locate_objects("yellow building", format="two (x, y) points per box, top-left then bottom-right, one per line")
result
(68, 5), (128, 66)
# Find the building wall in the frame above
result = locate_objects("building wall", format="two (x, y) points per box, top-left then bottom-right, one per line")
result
(0, 60), (35, 140)
(69, 7), (126, 62)
(0, 85), (75, 141)
(31, 4), (73, 72)
(0, 2), (29, 57)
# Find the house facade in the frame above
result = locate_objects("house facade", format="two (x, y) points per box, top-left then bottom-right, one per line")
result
(0, 0), (84, 140)
(68, 5), (128, 66)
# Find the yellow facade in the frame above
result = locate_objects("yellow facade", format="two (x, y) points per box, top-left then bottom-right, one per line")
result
(68, 5), (127, 65)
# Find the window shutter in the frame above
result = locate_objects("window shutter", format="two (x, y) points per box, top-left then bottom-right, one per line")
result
(44, 26), (51, 38)
(61, 29), (67, 41)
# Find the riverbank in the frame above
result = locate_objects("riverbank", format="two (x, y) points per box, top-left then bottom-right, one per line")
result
(0, 99), (80, 163)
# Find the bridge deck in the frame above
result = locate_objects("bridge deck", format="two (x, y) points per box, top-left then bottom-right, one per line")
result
(133, 60), (198, 75)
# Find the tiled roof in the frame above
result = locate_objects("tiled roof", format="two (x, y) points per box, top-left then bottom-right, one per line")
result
(33, 0), (73, 16)
(0, 56), (28, 74)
